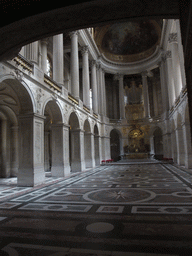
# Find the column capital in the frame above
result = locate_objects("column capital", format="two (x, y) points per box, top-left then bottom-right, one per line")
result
(114, 73), (124, 81)
(69, 31), (79, 38)
(81, 45), (89, 55)
(141, 71), (148, 77)
(90, 60), (97, 68)
(41, 38), (48, 45)
(168, 33), (178, 43)
(101, 68), (106, 74)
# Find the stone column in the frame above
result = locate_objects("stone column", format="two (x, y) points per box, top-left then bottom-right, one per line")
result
(53, 34), (64, 86)
(98, 67), (104, 116)
(175, 20), (187, 90)
(91, 60), (98, 113)
(152, 83), (159, 116)
(51, 124), (70, 177)
(102, 69), (107, 116)
(165, 51), (176, 108)
(18, 114), (45, 187)
(142, 72), (151, 118)
(41, 39), (48, 74)
(96, 63), (101, 115)
(168, 33), (183, 99)
(81, 46), (90, 108)
(70, 129), (85, 172)
(182, 123), (192, 168)
(118, 74), (125, 119)
(70, 31), (79, 99)
(11, 126), (19, 177)
(27, 41), (38, 64)
(159, 59), (169, 115)
(113, 82), (118, 119)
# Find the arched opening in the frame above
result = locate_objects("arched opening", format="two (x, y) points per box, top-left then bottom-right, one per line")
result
(153, 127), (163, 160)
(84, 119), (92, 168)
(0, 106), (18, 178)
(44, 100), (63, 176)
(0, 77), (42, 186)
(68, 112), (84, 172)
(94, 125), (100, 166)
(110, 129), (120, 161)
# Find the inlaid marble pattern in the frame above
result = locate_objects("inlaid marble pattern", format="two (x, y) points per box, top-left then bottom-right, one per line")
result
(0, 163), (192, 255)
(1, 243), (179, 256)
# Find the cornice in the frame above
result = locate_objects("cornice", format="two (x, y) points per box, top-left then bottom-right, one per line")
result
(100, 46), (162, 74)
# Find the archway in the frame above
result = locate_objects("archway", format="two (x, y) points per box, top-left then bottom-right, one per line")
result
(0, 77), (46, 186)
(68, 112), (84, 172)
(44, 100), (64, 176)
(0, 106), (18, 178)
(153, 127), (163, 160)
(110, 129), (120, 161)
(94, 125), (100, 166)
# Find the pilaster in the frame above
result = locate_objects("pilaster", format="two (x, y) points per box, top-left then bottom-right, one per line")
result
(91, 60), (98, 114)
(70, 128), (85, 172)
(18, 114), (45, 186)
(165, 50), (176, 108)
(70, 31), (79, 100)
(81, 46), (90, 108)
(51, 123), (70, 177)
(168, 33), (183, 99)
(40, 39), (48, 74)
(141, 71), (151, 119)
(53, 34), (64, 87)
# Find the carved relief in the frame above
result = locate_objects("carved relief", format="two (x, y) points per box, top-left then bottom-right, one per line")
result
(36, 88), (44, 114)
(34, 121), (42, 164)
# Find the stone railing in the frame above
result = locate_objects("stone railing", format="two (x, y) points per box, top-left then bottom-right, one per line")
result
(44, 74), (62, 92)
(93, 112), (98, 119)
(83, 105), (90, 114)
(13, 54), (33, 73)
(68, 93), (79, 105)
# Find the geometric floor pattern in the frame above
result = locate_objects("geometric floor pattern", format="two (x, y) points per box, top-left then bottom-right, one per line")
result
(0, 162), (191, 255)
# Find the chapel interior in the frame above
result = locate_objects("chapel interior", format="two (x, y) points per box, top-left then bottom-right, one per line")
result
(0, 18), (190, 183)
(0, 0), (192, 255)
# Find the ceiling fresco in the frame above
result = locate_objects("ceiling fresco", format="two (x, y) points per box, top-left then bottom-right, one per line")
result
(94, 20), (162, 63)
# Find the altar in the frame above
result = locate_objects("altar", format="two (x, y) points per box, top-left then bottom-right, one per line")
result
(124, 153), (149, 159)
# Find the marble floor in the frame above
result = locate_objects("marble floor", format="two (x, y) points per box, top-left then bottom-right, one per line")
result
(0, 162), (191, 255)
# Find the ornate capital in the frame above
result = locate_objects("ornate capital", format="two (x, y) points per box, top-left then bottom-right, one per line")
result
(141, 71), (148, 77)
(90, 60), (97, 68)
(168, 33), (178, 43)
(41, 38), (48, 45)
(165, 50), (172, 59)
(69, 31), (79, 38)
(113, 73), (124, 81)
(81, 45), (89, 55)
